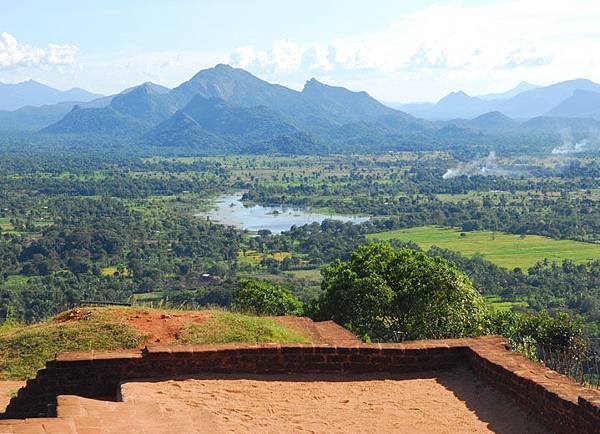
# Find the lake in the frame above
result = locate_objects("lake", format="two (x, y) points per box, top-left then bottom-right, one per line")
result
(197, 193), (368, 234)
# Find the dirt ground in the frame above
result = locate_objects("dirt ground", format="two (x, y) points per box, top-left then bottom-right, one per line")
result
(0, 381), (24, 412)
(122, 367), (546, 433)
(55, 308), (212, 344)
(121, 309), (211, 344)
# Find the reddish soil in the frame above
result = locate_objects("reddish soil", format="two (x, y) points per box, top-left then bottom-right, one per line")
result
(274, 317), (360, 345)
(122, 368), (547, 433)
(54, 309), (93, 323)
(121, 310), (212, 344)
(0, 381), (24, 412)
(53, 308), (212, 345)
(313, 320), (360, 345)
(54, 308), (355, 347)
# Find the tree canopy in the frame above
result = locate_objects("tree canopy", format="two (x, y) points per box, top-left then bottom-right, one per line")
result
(234, 280), (303, 316)
(317, 243), (488, 341)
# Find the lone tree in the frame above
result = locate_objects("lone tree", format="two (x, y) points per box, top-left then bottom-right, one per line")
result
(316, 243), (488, 341)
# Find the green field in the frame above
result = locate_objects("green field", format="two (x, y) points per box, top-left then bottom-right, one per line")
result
(284, 268), (322, 281)
(0, 217), (13, 231)
(484, 295), (529, 312)
(367, 226), (600, 270)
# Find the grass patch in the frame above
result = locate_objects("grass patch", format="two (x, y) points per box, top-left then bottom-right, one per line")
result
(238, 250), (292, 265)
(0, 217), (13, 231)
(0, 311), (145, 380)
(180, 311), (309, 344)
(367, 226), (600, 270)
(285, 268), (322, 281)
(131, 292), (164, 305)
(484, 295), (529, 312)
(100, 266), (130, 277)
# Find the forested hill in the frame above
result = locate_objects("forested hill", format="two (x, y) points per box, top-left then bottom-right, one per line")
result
(0, 64), (596, 156)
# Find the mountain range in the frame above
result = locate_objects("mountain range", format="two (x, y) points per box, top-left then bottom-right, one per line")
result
(478, 81), (540, 100)
(396, 79), (600, 120)
(39, 64), (414, 153)
(0, 80), (102, 111)
(2, 65), (600, 154)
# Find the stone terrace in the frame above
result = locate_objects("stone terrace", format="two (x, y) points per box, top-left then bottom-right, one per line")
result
(0, 335), (598, 433)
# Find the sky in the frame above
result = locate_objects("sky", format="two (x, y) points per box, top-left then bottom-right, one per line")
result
(1, 0), (600, 102)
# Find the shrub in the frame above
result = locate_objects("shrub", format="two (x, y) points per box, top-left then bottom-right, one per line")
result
(488, 310), (589, 357)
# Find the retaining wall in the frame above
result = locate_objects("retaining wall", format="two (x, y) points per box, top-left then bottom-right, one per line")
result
(3, 335), (599, 433)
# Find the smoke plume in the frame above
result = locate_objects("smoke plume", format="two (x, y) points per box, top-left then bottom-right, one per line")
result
(442, 151), (510, 179)
(552, 129), (600, 154)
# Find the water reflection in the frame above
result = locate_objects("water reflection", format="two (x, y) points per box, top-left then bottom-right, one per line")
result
(198, 193), (368, 234)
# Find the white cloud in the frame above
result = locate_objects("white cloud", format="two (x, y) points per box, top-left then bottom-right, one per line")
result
(4, 0), (600, 100)
(0, 32), (77, 70)
(229, 0), (600, 100)
(73, 50), (229, 94)
(231, 40), (305, 73)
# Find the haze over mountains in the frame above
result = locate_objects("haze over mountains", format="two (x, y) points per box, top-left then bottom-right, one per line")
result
(396, 79), (600, 120)
(0, 80), (102, 111)
(2, 64), (600, 155)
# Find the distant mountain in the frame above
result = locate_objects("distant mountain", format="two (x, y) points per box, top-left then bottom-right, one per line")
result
(110, 83), (177, 125)
(434, 91), (497, 119)
(44, 65), (314, 136)
(169, 64), (307, 116)
(398, 78), (600, 120)
(468, 111), (519, 130)
(0, 81), (171, 133)
(376, 111), (429, 132)
(0, 80), (102, 111)
(120, 82), (170, 95)
(29, 64), (600, 155)
(478, 81), (539, 100)
(43, 64), (420, 145)
(169, 65), (399, 129)
(545, 89), (600, 119)
(443, 111), (519, 131)
(520, 116), (600, 133)
(42, 82), (175, 133)
(388, 101), (433, 114)
(0, 102), (76, 132)
(144, 111), (227, 151)
(301, 78), (396, 121)
(145, 95), (298, 152)
(398, 91), (500, 120)
(500, 79), (600, 119)
(247, 132), (325, 155)
(0, 95), (116, 132)
(42, 105), (147, 135)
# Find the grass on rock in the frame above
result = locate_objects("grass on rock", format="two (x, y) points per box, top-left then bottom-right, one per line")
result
(0, 313), (145, 380)
(180, 311), (309, 344)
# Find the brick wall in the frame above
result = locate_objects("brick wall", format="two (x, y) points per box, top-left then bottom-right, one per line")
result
(3, 336), (599, 433)
(467, 337), (599, 433)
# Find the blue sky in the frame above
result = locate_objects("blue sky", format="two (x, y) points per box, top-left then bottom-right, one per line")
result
(1, 0), (599, 102)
